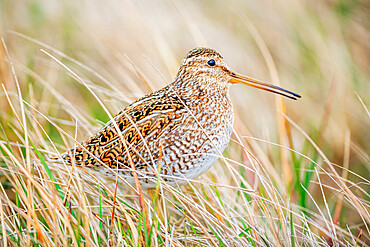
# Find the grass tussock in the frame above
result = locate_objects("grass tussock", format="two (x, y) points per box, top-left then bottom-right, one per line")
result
(0, 0), (369, 246)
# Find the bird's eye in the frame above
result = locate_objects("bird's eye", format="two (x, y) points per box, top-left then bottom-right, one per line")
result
(207, 59), (216, 67)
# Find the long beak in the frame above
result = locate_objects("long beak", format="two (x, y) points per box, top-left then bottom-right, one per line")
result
(229, 71), (301, 100)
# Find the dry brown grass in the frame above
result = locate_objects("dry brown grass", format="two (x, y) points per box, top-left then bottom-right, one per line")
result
(0, 0), (369, 246)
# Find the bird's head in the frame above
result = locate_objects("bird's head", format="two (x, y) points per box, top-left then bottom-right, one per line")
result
(177, 47), (300, 100)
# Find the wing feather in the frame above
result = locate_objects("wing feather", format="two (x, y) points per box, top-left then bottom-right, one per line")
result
(60, 86), (186, 170)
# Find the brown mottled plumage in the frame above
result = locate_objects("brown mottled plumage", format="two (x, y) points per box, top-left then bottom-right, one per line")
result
(54, 47), (300, 188)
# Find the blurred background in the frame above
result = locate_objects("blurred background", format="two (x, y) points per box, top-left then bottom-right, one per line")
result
(0, 0), (369, 244)
(1, 0), (368, 148)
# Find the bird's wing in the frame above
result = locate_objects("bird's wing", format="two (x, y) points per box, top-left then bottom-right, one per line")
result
(60, 87), (186, 168)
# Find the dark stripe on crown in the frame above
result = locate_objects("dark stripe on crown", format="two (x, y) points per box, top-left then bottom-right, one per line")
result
(185, 47), (223, 59)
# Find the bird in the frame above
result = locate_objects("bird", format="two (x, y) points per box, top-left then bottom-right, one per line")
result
(54, 47), (300, 188)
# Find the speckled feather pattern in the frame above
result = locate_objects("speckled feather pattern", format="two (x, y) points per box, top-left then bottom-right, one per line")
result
(57, 48), (235, 188)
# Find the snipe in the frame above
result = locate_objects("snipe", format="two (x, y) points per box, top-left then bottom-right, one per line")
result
(54, 47), (300, 188)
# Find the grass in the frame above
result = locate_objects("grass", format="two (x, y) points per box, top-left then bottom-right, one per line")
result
(0, 0), (369, 246)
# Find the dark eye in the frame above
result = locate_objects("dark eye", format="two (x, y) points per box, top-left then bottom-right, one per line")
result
(207, 59), (216, 67)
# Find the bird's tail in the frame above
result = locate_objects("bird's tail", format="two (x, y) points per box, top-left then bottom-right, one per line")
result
(49, 147), (89, 166)
(49, 153), (66, 163)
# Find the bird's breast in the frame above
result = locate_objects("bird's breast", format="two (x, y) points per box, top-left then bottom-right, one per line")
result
(188, 90), (234, 126)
